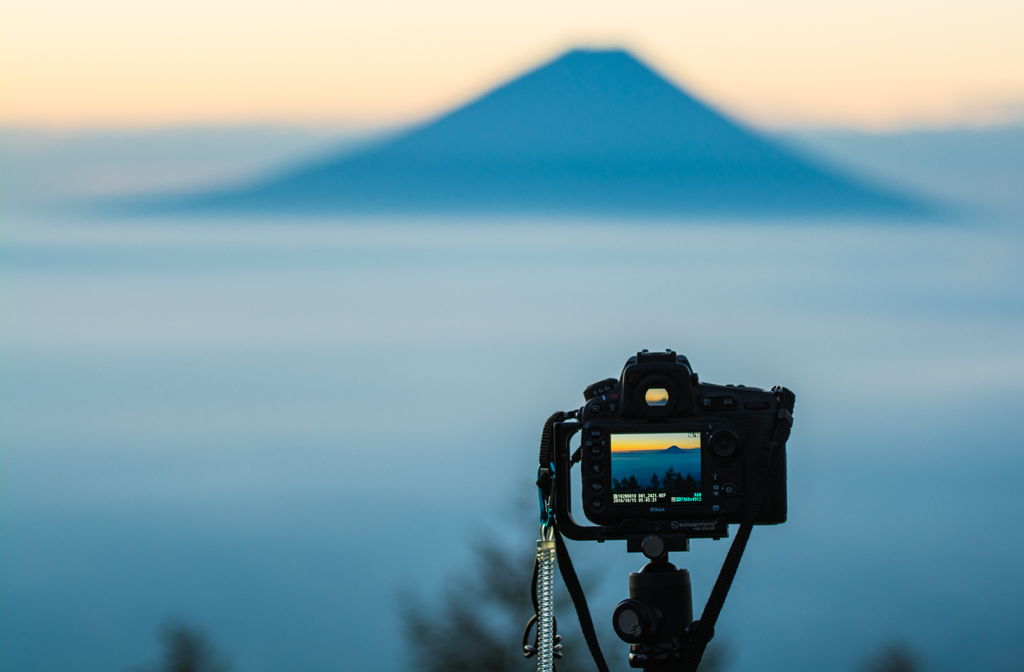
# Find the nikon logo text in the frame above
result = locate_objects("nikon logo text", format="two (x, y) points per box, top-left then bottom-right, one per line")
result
(649, 507), (665, 512)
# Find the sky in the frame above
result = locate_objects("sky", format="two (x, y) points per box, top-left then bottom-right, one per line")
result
(611, 432), (701, 453)
(2, 0), (1023, 130)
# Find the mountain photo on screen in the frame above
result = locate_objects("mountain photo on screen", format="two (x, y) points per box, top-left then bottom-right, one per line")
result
(610, 432), (702, 503)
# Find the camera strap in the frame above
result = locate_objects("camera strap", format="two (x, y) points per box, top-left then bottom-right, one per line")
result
(531, 411), (612, 672)
(553, 524), (611, 672)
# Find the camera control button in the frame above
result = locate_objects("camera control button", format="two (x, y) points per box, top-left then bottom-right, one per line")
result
(590, 498), (604, 511)
(589, 481), (604, 494)
(711, 431), (740, 458)
(709, 471), (723, 483)
(640, 536), (666, 559)
(588, 428), (603, 439)
(589, 463), (604, 477)
(702, 396), (737, 411)
(722, 482), (739, 498)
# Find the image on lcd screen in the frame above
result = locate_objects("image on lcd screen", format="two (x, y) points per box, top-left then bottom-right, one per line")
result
(610, 432), (702, 505)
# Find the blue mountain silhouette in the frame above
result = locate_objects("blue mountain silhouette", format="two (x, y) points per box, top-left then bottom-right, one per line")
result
(660, 446), (687, 453)
(177, 48), (925, 216)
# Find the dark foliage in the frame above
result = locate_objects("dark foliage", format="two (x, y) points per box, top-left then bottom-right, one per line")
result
(132, 622), (231, 672)
(399, 531), (728, 672)
(863, 642), (921, 672)
(399, 536), (592, 672)
(612, 470), (699, 495)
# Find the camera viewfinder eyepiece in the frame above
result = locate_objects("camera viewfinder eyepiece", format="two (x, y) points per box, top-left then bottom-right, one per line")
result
(621, 350), (694, 419)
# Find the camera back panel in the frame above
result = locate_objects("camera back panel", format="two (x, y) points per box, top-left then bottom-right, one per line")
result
(578, 351), (787, 528)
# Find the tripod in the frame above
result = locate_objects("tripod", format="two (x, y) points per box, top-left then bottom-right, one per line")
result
(612, 535), (695, 671)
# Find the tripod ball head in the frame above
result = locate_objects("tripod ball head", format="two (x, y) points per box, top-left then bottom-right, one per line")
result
(615, 557), (694, 670)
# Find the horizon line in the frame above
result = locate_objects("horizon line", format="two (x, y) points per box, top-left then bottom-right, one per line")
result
(4, 116), (1023, 136)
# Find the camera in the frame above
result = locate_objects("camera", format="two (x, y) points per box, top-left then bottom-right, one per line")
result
(551, 349), (788, 543)
(529, 350), (793, 672)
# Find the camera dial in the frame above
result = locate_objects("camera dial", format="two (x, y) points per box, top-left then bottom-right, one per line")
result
(584, 378), (619, 400)
(711, 430), (741, 459)
(613, 599), (660, 643)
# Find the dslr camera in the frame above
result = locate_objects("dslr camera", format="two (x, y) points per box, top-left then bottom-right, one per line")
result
(552, 349), (788, 545)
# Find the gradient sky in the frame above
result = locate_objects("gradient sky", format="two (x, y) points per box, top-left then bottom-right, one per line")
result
(2, 0), (1023, 129)
(611, 432), (701, 454)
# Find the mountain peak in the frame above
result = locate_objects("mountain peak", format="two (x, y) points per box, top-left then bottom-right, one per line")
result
(179, 47), (926, 217)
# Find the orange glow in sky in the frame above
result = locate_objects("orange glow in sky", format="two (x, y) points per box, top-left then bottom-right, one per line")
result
(611, 432), (701, 454)
(2, 0), (1022, 129)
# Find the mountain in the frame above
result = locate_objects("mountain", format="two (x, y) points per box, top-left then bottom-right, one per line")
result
(660, 446), (688, 454)
(170, 49), (926, 217)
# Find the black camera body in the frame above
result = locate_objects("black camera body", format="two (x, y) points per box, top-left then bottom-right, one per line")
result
(552, 350), (788, 542)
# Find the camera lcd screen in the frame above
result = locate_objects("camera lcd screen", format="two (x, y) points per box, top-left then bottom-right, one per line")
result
(609, 431), (702, 505)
